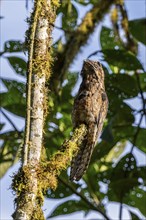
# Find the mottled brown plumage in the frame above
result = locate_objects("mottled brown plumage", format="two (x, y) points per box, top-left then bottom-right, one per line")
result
(70, 60), (108, 181)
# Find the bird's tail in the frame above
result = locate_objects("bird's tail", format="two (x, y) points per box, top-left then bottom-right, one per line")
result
(70, 137), (95, 181)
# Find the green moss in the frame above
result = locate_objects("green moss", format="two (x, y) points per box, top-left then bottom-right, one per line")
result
(32, 205), (45, 220)
(78, 12), (94, 33)
(111, 7), (118, 23)
(12, 124), (87, 219)
(51, 0), (60, 8)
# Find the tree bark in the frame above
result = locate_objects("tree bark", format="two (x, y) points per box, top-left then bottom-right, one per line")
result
(13, 0), (58, 219)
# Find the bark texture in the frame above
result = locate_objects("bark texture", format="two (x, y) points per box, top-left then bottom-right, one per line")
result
(13, 0), (58, 219)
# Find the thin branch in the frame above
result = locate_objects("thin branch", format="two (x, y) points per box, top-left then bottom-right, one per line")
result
(0, 140), (8, 160)
(88, 50), (102, 59)
(119, 202), (123, 220)
(129, 69), (146, 153)
(135, 72), (146, 116)
(23, 0), (40, 166)
(44, 124), (87, 188)
(130, 112), (144, 154)
(49, 22), (73, 33)
(58, 176), (111, 220)
(111, 2), (138, 54)
(1, 108), (19, 132)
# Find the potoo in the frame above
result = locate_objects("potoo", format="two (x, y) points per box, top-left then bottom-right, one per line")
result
(70, 60), (108, 181)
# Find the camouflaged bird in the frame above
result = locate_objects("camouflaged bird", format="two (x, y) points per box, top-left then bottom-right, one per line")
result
(70, 60), (108, 181)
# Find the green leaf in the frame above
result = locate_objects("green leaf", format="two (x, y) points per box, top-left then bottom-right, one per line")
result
(110, 153), (137, 181)
(1, 79), (26, 117)
(74, 0), (100, 5)
(113, 125), (135, 140)
(91, 140), (116, 163)
(98, 103), (135, 161)
(108, 154), (140, 201)
(139, 73), (146, 91)
(104, 141), (126, 164)
(101, 124), (114, 143)
(47, 200), (89, 218)
(0, 131), (22, 177)
(84, 166), (100, 192)
(0, 159), (14, 178)
(112, 104), (135, 126)
(131, 128), (146, 153)
(91, 123), (136, 164)
(129, 18), (146, 45)
(61, 2), (78, 30)
(100, 26), (123, 50)
(0, 123), (5, 131)
(6, 56), (27, 76)
(135, 166), (146, 182)
(53, 37), (64, 53)
(96, 154), (142, 202)
(124, 187), (146, 217)
(103, 49), (143, 71)
(110, 178), (139, 201)
(74, 0), (90, 5)
(45, 72), (77, 155)
(106, 74), (138, 98)
(61, 72), (77, 104)
(4, 40), (25, 53)
(105, 74), (138, 117)
(97, 164), (146, 203)
(129, 211), (141, 220)
(46, 173), (80, 199)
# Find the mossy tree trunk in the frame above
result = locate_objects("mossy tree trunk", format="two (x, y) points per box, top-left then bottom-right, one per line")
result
(12, 1), (58, 219)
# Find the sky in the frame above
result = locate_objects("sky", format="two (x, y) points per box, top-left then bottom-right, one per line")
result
(0, 0), (146, 220)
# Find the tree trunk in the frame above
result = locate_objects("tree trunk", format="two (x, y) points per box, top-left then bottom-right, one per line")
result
(12, 1), (58, 219)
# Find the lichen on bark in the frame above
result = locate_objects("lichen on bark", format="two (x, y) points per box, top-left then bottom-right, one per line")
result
(12, 0), (59, 219)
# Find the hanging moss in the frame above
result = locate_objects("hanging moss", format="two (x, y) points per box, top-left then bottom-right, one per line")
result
(12, 123), (87, 219)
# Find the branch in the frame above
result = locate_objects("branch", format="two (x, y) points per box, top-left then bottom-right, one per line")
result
(119, 202), (123, 220)
(51, 0), (116, 91)
(41, 124), (87, 189)
(12, 124), (87, 217)
(135, 72), (146, 116)
(1, 108), (19, 132)
(58, 176), (111, 220)
(130, 112), (144, 154)
(111, 2), (138, 54)
(130, 63), (145, 154)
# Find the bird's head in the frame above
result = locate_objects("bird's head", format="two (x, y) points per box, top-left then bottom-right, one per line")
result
(81, 59), (105, 82)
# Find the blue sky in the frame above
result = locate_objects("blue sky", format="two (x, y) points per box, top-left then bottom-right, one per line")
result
(0, 1), (146, 219)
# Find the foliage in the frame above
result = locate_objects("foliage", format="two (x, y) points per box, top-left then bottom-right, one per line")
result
(0, 1), (146, 219)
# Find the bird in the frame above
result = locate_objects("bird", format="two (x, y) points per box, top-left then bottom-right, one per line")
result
(70, 60), (108, 181)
